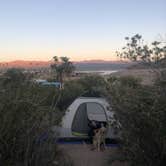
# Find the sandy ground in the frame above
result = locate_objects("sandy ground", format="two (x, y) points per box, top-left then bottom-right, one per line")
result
(59, 143), (127, 166)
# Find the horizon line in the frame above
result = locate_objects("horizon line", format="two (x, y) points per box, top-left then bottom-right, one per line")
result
(0, 58), (127, 63)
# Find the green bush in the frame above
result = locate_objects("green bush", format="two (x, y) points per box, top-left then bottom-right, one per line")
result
(106, 75), (166, 166)
(53, 75), (107, 110)
(77, 75), (107, 97)
(0, 69), (73, 166)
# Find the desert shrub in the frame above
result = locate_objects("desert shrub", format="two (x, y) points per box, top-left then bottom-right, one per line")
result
(107, 75), (141, 88)
(77, 75), (107, 97)
(107, 34), (166, 166)
(1, 68), (26, 90)
(0, 69), (73, 166)
(106, 75), (166, 166)
(53, 75), (107, 110)
(56, 80), (85, 110)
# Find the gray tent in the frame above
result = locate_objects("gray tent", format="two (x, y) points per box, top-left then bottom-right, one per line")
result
(53, 97), (119, 139)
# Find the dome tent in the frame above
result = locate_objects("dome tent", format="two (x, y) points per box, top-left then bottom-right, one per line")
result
(54, 97), (119, 140)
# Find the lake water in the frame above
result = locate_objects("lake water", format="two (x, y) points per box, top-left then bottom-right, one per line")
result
(75, 70), (118, 75)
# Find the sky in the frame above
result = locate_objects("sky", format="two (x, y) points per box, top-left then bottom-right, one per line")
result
(0, 0), (166, 62)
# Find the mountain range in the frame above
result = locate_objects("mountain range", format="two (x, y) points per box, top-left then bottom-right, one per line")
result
(0, 60), (131, 71)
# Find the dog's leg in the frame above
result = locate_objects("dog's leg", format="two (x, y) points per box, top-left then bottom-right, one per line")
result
(97, 142), (100, 151)
(92, 131), (96, 150)
(103, 140), (106, 150)
(92, 139), (96, 150)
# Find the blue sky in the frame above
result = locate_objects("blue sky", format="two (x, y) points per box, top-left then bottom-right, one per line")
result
(0, 0), (166, 61)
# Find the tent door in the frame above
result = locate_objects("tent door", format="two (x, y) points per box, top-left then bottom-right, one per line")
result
(71, 103), (89, 135)
(71, 102), (107, 136)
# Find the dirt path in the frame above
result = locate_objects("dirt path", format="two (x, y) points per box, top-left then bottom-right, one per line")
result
(59, 143), (126, 166)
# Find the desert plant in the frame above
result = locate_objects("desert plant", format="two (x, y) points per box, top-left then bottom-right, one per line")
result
(108, 76), (166, 166)
(51, 56), (75, 86)
(106, 34), (166, 166)
(0, 70), (73, 166)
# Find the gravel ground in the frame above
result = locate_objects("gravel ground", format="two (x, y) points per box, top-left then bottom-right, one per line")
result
(59, 143), (127, 166)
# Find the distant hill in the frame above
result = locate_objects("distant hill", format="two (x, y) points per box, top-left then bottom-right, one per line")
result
(0, 60), (51, 68)
(0, 60), (132, 71)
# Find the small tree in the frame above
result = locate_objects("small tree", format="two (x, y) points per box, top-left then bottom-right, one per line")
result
(51, 56), (75, 87)
(106, 34), (166, 166)
(116, 34), (166, 67)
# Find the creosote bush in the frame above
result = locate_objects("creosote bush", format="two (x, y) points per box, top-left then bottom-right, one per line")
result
(0, 68), (73, 166)
(106, 75), (166, 166)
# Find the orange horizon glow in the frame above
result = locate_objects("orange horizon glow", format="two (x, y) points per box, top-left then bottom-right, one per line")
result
(0, 49), (121, 62)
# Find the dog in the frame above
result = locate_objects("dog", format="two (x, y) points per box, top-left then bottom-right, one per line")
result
(93, 124), (106, 151)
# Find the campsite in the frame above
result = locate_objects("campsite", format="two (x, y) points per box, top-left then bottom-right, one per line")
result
(0, 36), (166, 166)
(0, 0), (166, 166)
(1, 52), (166, 165)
